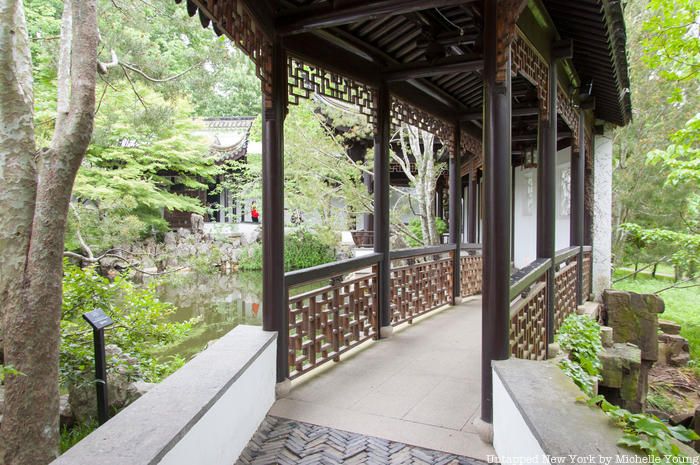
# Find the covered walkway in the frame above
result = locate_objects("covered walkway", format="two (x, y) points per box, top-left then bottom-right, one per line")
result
(266, 298), (493, 460)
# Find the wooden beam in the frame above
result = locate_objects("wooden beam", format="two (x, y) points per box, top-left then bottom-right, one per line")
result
(384, 56), (483, 81)
(277, 0), (479, 36)
(461, 106), (540, 121)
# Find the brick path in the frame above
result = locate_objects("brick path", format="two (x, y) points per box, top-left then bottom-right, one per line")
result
(237, 416), (485, 465)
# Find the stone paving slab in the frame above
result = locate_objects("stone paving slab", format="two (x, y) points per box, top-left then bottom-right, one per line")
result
(237, 416), (486, 465)
(270, 299), (493, 460)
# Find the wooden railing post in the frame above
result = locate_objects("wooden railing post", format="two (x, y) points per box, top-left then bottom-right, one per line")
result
(374, 81), (392, 337)
(571, 110), (586, 304)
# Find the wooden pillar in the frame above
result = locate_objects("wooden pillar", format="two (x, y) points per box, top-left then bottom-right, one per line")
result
(449, 125), (462, 303)
(262, 38), (288, 382)
(436, 185), (445, 220)
(537, 50), (558, 346)
(571, 111), (586, 304)
(481, 0), (512, 424)
(374, 81), (392, 333)
(467, 170), (478, 243)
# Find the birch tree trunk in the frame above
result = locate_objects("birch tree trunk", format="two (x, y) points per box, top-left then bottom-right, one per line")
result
(394, 124), (444, 246)
(0, 1), (98, 464)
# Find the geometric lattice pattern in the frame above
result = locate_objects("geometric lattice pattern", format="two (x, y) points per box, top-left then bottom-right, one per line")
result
(582, 251), (592, 301)
(390, 254), (453, 326)
(512, 31), (549, 121)
(460, 255), (483, 297)
(391, 97), (455, 157)
(288, 56), (376, 123)
(554, 260), (578, 333)
(237, 417), (484, 465)
(557, 84), (580, 152)
(288, 272), (378, 380)
(509, 279), (548, 361)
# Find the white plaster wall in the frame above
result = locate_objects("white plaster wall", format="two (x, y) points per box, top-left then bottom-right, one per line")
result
(159, 339), (276, 465)
(592, 133), (614, 299)
(513, 165), (538, 268)
(512, 147), (571, 269)
(555, 148), (571, 252)
(493, 369), (550, 465)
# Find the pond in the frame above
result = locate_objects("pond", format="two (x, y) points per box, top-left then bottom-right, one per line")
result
(154, 271), (263, 360)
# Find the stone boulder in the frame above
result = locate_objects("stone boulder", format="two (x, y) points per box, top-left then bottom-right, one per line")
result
(658, 333), (691, 367)
(659, 319), (681, 335)
(59, 394), (74, 428)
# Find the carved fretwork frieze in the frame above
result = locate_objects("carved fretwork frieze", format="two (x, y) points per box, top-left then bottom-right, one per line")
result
(390, 97), (456, 157)
(512, 31), (549, 121)
(182, 0), (273, 96)
(496, 0), (529, 83)
(557, 84), (580, 151)
(461, 152), (483, 177)
(287, 56), (377, 123)
(460, 131), (483, 159)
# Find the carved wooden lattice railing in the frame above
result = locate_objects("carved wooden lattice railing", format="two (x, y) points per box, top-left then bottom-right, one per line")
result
(460, 245), (483, 297)
(582, 246), (592, 301)
(509, 260), (550, 360)
(286, 254), (382, 380)
(389, 245), (455, 326)
(553, 247), (579, 333)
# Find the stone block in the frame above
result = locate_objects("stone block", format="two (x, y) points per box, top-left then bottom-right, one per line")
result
(659, 319), (682, 335)
(657, 333), (690, 367)
(599, 343), (643, 412)
(600, 326), (614, 348)
(603, 290), (664, 362)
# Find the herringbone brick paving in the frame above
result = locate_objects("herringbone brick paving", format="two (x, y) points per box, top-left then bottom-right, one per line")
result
(237, 416), (485, 465)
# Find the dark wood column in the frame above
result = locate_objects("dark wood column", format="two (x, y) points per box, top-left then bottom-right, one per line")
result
(467, 170), (478, 243)
(363, 171), (374, 232)
(571, 111), (586, 304)
(481, 0), (512, 424)
(262, 38), (288, 382)
(449, 125), (462, 303)
(537, 52), (558, 346)
(374, 81), (392, 333)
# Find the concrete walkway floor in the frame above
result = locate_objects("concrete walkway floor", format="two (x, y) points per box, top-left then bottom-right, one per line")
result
(270, 298), (494, 461)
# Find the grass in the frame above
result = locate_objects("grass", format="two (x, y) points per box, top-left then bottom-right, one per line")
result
(613, 271), (700, 365)
(60, 420), (97, 453)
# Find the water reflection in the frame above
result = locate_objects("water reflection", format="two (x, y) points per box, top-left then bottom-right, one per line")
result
(155, 271), (263, 359)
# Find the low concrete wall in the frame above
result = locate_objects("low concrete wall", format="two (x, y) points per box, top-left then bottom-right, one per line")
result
(492, 359), (641, 465)
(52, 325), (276, 465)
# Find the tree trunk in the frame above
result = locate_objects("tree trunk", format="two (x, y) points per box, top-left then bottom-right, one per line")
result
(0, 1), (98, 464)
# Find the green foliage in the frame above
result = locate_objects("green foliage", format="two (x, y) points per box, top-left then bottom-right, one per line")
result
(238, 229), (336, 272)
(0, 364), (22, 383)
(59, 420), (98, 453)
(619, 223), (700, 276)
(61, 260), (197, 386)
(406, 217), (448, 247)
(588, 395), (699, 458)
(556, 314), (603, 396)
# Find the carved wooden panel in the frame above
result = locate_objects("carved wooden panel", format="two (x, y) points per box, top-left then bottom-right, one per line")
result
(390, 253), (453, 326)
(496, 0), (529, 83)
(460, 255), (483, 297)
(391, 97), (455, 157)
(288, 271), (378, 379)
(460, 130), (483, 159)
(287, 56), (376, 123)
(512, 31), (549, 120)
(554, 260), (578, 332)
(509, 280), (547, 360)
(557, 84), (580, 151)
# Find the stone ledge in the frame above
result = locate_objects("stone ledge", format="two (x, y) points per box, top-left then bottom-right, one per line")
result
(493, 359), (639, 462)
(51, 325), (276, 465)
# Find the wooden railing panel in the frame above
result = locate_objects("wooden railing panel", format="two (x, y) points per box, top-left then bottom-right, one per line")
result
(582, 250), (592, 300)
(554, 260), (578, 332)
(509, 280), (547, 360)
(460, 254), (483, 296)
(288, 271), (378, 379)
(390, 253), (453, 326)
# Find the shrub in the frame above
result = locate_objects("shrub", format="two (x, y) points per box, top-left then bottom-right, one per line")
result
(61, 260), (198, 387)
(556, 314), (603, 396)
(406, 217), (448, 247)
(238, 228), (335, 271)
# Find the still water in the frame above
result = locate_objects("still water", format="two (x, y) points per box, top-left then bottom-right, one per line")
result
(155, 271), (263, 359)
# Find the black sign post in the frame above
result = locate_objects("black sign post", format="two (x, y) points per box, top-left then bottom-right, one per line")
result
(82, 309), (114, 425)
